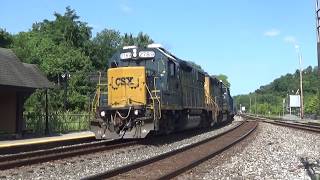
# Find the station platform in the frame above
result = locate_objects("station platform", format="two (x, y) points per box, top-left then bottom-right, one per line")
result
(0, 131), (95, 155)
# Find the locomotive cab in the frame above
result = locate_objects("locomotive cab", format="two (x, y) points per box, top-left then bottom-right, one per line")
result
(91, 44), (181, 139)
(90, 44), (234, 139)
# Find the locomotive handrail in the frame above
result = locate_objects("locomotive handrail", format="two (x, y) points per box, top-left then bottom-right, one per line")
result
(91, 71), (108, 113)
(204, 90), (219, 121)
(153, 76), (161, 120)
(91, 90), (98, 112)
(145, 81), (161, 121)
(91, 72), (102, 112)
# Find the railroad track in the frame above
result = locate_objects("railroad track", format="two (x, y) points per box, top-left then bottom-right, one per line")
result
(0, 122), (237, 171)
(0, 139), (138, 170)
(82, 120), (258, 180)
(242, 114), (320, 133)
(264, 120), (320, 133)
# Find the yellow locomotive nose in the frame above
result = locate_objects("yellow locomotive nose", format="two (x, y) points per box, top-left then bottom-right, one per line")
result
(108, 66), (147, 107)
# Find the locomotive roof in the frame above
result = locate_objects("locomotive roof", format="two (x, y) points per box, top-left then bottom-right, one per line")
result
(150, 47), (206, 74)
(115, 45), (206, 74)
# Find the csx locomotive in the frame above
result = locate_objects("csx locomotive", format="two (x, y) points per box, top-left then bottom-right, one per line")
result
(90, 44), (234, 139)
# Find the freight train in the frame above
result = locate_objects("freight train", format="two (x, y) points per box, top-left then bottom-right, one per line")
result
(90, 44), (235, 139)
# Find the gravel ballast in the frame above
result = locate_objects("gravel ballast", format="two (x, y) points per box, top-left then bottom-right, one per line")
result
(180, 122), (320, 180)
(1, 118), (242, 179)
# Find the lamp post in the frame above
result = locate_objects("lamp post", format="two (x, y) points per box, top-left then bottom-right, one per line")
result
(61, 71), (70, 111)
(295, 45), (304, 119)
(316, 0), (320, 75)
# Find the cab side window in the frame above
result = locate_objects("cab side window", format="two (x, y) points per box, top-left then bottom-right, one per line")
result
(111, 62), (117, 68)
(168, 61), (175, 77)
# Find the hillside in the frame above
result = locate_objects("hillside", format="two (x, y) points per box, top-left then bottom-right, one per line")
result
(234, 66), (320, 116)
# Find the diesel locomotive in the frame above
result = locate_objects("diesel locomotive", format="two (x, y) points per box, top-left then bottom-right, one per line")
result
(90, 44), (235, 139)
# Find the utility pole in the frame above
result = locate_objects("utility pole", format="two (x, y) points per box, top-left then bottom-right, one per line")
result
(255, 96), (257, 116)
(45, 89), (49, 135)
(249, 96), (252, 114)
(316, 0), (320, 75)
(282, 98), (285, 117)
(316, 1), (320, 119)
(299, 52), (304, 119)
(295, 46), (304, 119)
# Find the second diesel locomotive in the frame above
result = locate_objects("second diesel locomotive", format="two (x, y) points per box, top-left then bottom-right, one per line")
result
(90, 44), (234, 139)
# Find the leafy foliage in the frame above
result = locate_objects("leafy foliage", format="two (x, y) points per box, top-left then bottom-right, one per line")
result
(4, 7), (154, 114)
(216, 74), (230, 87)
(122, 32), (153, 47)
(12, 8), (94, 111)
(91, 29), (122, 70)
(234, 66), (320, 116)
(0, 28), (13, 48)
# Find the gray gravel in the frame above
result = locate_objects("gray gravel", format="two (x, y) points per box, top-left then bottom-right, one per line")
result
(180, 122), (320, 180)
(1, 118), (242, 179)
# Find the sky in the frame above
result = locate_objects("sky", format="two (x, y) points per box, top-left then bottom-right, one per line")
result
(0, 0), (318, 95)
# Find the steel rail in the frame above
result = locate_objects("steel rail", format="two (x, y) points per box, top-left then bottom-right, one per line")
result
(82, 120), (257, 180)
(264, 120), (320, 133)
(0, 139), (138, 170)
(241, 114), (320, 133)
(158, 121), (257, 180)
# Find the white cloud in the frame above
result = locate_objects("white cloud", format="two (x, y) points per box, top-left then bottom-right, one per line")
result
(120, 4), (132, 14)
(284, 36), (297, 44)
(263, 29), (280, 37)
(89, 24), (101, 29)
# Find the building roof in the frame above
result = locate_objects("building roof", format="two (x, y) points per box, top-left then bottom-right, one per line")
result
(0, 48), (53, 89)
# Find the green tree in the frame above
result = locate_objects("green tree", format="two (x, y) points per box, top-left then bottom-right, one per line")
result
(135, 32), (153, 47)
(122, 33), (135, 46)
(216, 74), (230, 87)
(13, 7), (94, 111)
(121, 32), (153, 47)
(32, 6), (92, 49)
(235, 66), (320, 116)
(91, 29), (122, 70)
(305, 91), (320, 115)
(0, 28), (13, 48)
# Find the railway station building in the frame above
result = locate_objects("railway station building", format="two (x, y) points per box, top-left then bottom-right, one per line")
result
(0, 48), (52, 136)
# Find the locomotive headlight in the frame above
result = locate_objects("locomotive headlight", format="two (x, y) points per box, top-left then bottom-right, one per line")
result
(100, 111), (106, 117)
(134, 109), (139, 116)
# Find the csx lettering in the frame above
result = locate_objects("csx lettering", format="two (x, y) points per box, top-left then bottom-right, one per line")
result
(115, 77), (134, 86)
